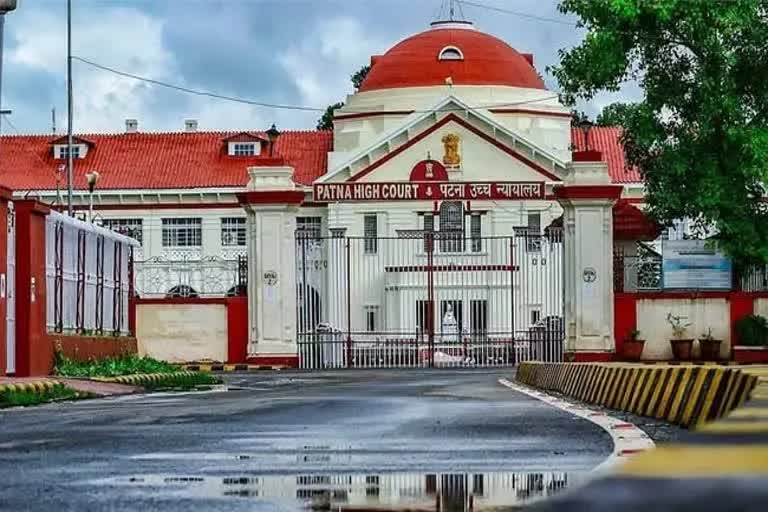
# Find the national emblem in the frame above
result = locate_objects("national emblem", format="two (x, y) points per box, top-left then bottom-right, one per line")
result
(441, 133), (461, 167)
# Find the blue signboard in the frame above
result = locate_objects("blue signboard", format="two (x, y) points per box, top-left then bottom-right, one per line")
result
(662, 240), (732, 290)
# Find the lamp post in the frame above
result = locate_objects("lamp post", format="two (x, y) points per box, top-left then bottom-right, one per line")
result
(266, 123), (281, 157)
(577, 118), (594, 152)
(0, 0), (18, 137)
(85, 170), (99, 222)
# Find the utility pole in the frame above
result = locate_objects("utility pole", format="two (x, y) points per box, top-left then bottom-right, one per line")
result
(0, 1), (18, 136)
(66, 0), (74, 216)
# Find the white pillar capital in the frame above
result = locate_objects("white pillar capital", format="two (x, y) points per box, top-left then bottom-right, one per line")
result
(237, 168), (304, 367)
(555, 152), (622, 360)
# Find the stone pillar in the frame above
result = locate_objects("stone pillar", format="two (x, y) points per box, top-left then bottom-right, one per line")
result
(237, 164), (304, 367)
(555, 151), (622, 361)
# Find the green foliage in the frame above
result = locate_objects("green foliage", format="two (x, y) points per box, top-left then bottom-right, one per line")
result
(735, 314), (768, 346)
(0, 384), (78, 408)
(54, 352), (179, 378)
(596, 102), (635, 127)
(351, 64), (371, 91)
(570, 109), (591, 127)
(142, 372), (221, 390)
(551, 0), (768, 265)
(316, 101), (344, 131)
(666, 312), (691, 339)
(628, 328), (642, 341)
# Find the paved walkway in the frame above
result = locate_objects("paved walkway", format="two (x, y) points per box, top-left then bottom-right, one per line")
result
(1, 376), (139, 397)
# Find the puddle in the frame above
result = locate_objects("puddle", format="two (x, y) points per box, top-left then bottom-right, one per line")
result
(93, 471), (580, 510)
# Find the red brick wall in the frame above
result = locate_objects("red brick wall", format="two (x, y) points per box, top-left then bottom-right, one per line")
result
(51, 334), (138, 362)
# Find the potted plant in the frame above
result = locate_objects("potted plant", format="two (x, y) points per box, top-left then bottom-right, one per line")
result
(699, 328), (723, 361)
(622, 329), (645, 361)
(667, 313), (694, 361)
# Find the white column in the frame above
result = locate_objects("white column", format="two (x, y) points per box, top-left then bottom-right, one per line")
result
(240, 165), (303, 365)
(555, 153), (622, 359)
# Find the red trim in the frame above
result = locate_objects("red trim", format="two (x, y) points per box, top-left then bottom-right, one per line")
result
(134, 297), (228, 305)
(614, 293), (638, 356)
(489, 108), (571, 119)
(567, 351), (616, 362)
(334, 110), (414, 121)
(246, 354), (299, 367)
(348, 113), (563, 183)
(236, 190), (305, 205)
(385, 264), (518, 273)
(634, 291), (733, 300)
(59, 202), (243, 211)
(729, 292), (754, 348)
(226, 296), (248, 364)
(572, 150), (604, 162)
(553, 185), (623, 200)
(0, 186), (12, 201)
(733, 347), (768, 364)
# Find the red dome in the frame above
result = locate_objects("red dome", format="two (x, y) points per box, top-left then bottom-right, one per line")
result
(359, 22), (546, 92)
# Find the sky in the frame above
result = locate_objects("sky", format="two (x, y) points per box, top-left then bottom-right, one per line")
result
(0, 0), (637, 135)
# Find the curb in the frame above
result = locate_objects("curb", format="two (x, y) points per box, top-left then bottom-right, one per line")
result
(183, 364), (289, 372)
(516, 362), (761, 428)
(95, 371), (215, 387)
(0, 380), (62, 395)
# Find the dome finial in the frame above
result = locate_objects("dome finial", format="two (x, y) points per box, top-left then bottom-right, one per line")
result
(436, 0), (466, 23)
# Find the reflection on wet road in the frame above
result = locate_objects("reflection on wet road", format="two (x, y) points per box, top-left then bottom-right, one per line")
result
(0, 370), (611, 511)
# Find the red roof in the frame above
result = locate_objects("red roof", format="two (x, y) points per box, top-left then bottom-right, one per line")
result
(0, 130), (332, 191)
(547, 200), (660, 241)
(359, 23), (545, 92)
(571, 126), (642, 183)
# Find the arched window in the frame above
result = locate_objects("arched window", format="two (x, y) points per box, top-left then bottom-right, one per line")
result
(439, 201), (464, 252)
(439, 46), (464, 61)
(166, 285), (198, 298)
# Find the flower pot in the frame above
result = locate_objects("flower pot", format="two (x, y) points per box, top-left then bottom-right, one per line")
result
(670, 339), (694, 361)
(622, 339), (645, 361)
(699, 339), (723, 361)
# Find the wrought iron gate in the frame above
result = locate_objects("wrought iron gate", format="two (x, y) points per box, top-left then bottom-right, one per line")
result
(296, 230), (564, 369)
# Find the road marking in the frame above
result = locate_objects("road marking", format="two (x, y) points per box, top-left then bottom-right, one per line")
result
(498, 378), (654, 473)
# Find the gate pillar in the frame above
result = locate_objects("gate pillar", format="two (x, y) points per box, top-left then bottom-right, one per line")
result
(237, 165), (303, 368)
(555, 151), (622, 361)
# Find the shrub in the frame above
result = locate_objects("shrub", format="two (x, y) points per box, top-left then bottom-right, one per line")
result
(0, 384), (78, 408)
(54, 352), (180, 378)
(735, 315), (768, 347)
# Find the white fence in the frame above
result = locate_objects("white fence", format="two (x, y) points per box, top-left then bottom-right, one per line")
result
(45, 211), (139, 336)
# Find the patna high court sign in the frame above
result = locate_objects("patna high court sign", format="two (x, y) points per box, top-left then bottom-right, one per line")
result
(312, 181), (545, 202)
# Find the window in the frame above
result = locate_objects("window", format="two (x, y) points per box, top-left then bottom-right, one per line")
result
(365, 307), (378, 333)
(57, 145), (81, 159)
(470, 300), (488, 336)
(422, 213), (435, 252)
(162, 218), (202, 247)
(439, 201), (464, 253)
(101, 218), (143, 245)
(416, 300), (431, 335)
(364, 214), (378, 254)
(221, 217), (246, 246)
(230, 142), (257, 156)
(297, 216), (322, 239)
(524, 211), (542, 252)
(470, 214), (482, 253)
(439, 46), (464, 61)
(531, 309), (542, 325)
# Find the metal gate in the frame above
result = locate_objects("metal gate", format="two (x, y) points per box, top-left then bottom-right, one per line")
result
(5, 201), (15, 374)
(296, 230), (564, 369)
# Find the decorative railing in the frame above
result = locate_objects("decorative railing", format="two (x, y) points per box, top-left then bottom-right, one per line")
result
(134, 255), (247, 298)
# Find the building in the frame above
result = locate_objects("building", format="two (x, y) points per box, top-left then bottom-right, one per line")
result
(0, 19), (657, 367)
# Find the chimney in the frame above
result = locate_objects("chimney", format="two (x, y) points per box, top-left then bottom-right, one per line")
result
(185, 119), (198, 133)
(125, 119), (138, 133)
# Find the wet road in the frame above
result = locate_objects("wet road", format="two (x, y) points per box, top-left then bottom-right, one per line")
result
(0, 370), (612, 511)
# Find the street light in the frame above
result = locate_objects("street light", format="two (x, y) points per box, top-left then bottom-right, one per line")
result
(266, 123), (281, 157)
(577, 118), (594, 152)
(85, 170), (100, 222)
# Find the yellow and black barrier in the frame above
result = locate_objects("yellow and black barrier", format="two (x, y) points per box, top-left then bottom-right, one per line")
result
(0, 380), (61, 395)
(516, 362), (761, 428)
(96, 371), (219, 388)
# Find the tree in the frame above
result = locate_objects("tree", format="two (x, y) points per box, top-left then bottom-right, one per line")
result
(596, 102), (635, 127)
(551, 0), (768, 265)
(316, 102), (344, 131)
(351, 65), (371, 91)
(316, 65), (372, 130)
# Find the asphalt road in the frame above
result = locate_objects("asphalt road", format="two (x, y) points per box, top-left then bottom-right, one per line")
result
(0, 370), (612, 511)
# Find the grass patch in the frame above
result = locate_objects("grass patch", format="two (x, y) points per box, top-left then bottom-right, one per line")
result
(54, 352), (180, 378)
(0, 384), (79, 408)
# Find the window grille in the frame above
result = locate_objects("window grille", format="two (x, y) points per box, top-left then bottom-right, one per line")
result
(101, 218), (143, 245)
(470, 214), (482, 252)
(221, 217), (246, 246)
(439, 201), (464, 253)
(58, 146), (81, 159)
(364, 214), (378, 254)
(297, 216), (322, 239)
(525, 212), (542, 252)
(232, 143), (256, 156)
(162, 218), (202, 247)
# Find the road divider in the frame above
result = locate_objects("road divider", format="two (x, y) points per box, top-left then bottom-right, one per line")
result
(516, 362), (761, 428)
(95, 371), (221, 389)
